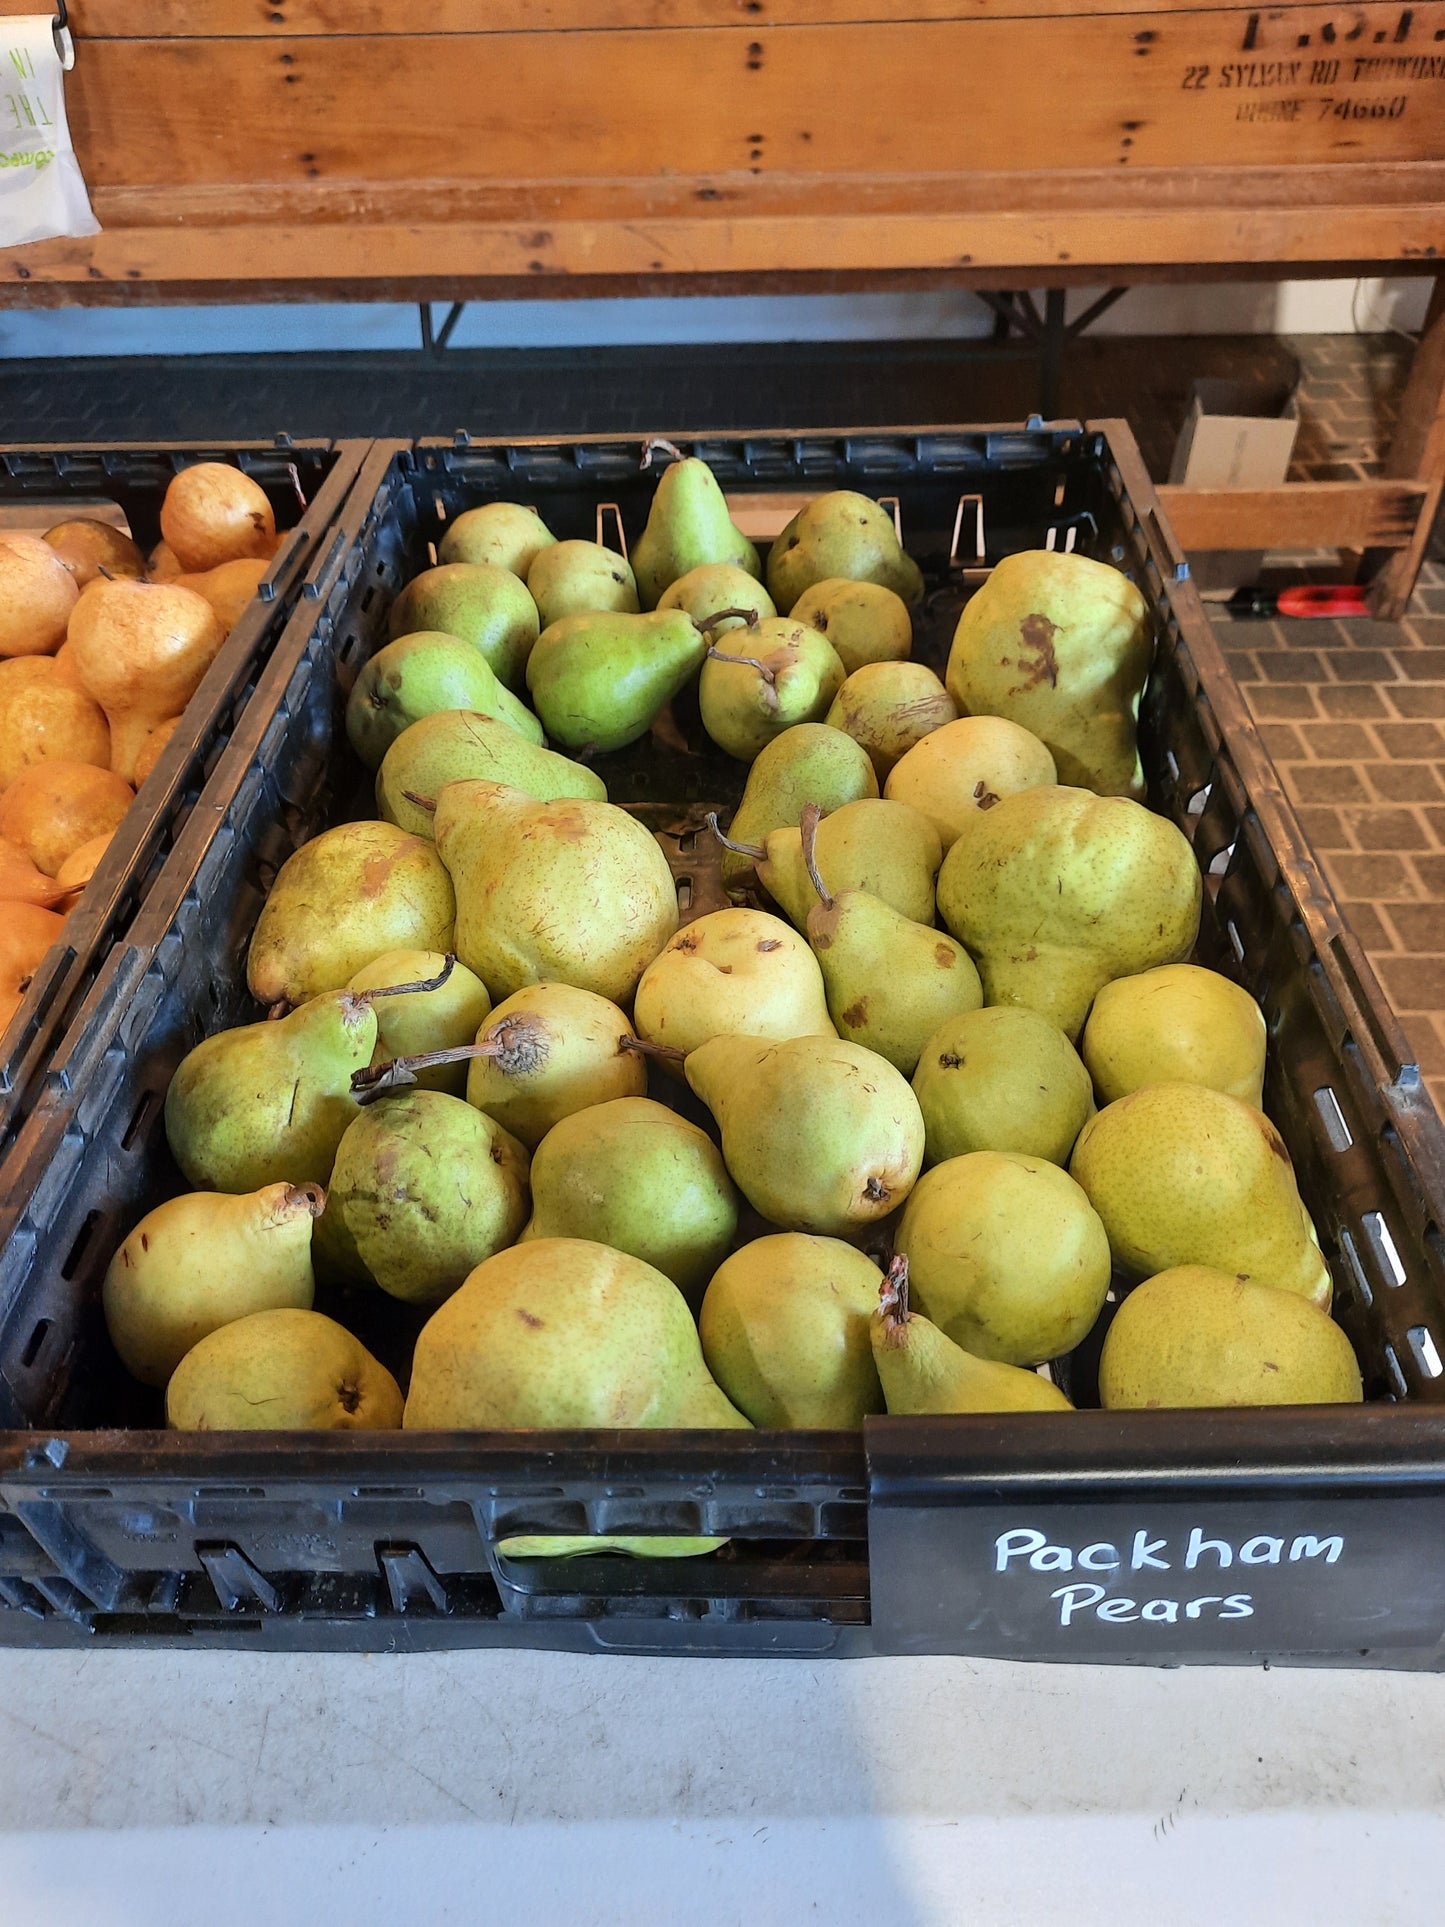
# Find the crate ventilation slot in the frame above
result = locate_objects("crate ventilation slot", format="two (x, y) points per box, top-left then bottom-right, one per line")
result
(1313, 1086), (1354, 1154)
(1363, 1211), (1407, 1288)
(1407, 1327), (1444, 1381)
(1226, 919), (1246, 963)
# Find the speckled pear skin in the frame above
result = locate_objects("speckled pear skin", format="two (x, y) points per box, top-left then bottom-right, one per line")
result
(884, 713), (1057, 849)
(437, 502), (556, 578)
(524, 609), (708, 753)
(403, 1238), (749, 1431)
(912, 1005), (1094, 1168)
(165, 992), (375, 1194)
(376, 709), (605, 839)
(699, 1233), (885, 1428)
(1098, 1265), (1362, 1409)
(1069, 1083), (1332, 1310)
(245, 821), (456, 1006)
(789, 578), (912, 674)
(1081, 962), (1268, 1108)
(635, 906), (832, 1056)
(346, 630), (544, 772)
(386, 562), (540, 691)
(522, 1097), (738, 1305)
(166, 1308), (404, 1431)
(631, 457), (761, 608)
(766, 491), (924, 612)
(945, 549), (1153, 798)
(699, 616), (846, 762)
(935, 785), (1202, 1041)
(807, 884), (983, 1076)
(433, 781), (678, 1006)
(685, 1033), (925, 1237)
(464, 983), (646, 1149)
(872, 1297), (1075, 1415)
(720, 723), (878, 887)
(657, 562), (775, 635)
(526, 539), (639, 629)
(757, 797), (942, 929)
(825, 661), (958, 780)
(895, 1151), (1112, 1365)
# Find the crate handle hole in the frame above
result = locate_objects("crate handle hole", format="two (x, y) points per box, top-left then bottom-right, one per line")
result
(1363, 1210), (1407, 1288)
(1407, 1326), (1444, 1380)
(20, 1319), (51, 1369)
(1313, 1086), (1353, 1154)
(676, 876), (693, 912)
(60, 1210), (103, 1282)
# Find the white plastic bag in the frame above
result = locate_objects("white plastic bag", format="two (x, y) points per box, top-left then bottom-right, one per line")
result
(0, 16), (98, 246)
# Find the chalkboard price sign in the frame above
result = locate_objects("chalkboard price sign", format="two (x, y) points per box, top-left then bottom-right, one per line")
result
(866, 1410), (1445, 1662)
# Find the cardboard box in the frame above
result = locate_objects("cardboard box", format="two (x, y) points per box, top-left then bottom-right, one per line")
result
(1167, 374), (1300, 597)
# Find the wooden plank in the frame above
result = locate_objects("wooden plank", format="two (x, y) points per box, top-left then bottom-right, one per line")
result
(1369, 276), (1445, 617)
(0, 0), (1274, 30)
(51, 9), (1445, 192)
(3, 194), (1442, 299)
(1158, 480), (1430, 551)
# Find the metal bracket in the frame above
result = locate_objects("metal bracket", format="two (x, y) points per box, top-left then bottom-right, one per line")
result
(53, 0), (74, 70)
(595, 500), (629, 560)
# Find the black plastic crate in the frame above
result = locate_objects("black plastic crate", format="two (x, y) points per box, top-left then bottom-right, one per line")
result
(0, 438), (368, 1151)
(1, 424), (1444, 1663)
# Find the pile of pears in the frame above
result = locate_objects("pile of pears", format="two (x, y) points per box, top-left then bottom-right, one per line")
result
(101, 448), (1364, 1513)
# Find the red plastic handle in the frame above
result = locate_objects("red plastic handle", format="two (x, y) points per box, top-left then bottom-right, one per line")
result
(1275, 585), (1370, 619)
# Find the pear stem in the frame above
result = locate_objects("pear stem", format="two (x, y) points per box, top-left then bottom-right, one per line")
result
(285, 1181), (327, 1220)
(704, 811), (765, 862)
(641, 436), (685, 469)
(401, 789), (437, 815)
(696, 606), (761, 638)
(266, 1000), (292, 1022)
(355, 954), (456, 1004)
(879, 1254), (911, 1348)
(798, 802), (833, 911)
(618, 1033), (686, 1065)
(706, 644), (774, 686)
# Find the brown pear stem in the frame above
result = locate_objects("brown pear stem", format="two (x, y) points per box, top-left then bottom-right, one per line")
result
(704, 811), (765, 862)
(619, 1033), (686, 1065)
(286, 1181), (327, 1220)
(696, 606), (761, 638)
(798, 803), (833, 911)
(706, 643), (774, 685)
(879, 1254), (911, 1347)
(95, 564), (117, 583)
(641, 436), (685, 469)
(351, 1040), (498, 1102)
(401, 789), (437, 815)
(266, 999), (292, 1022)
(355, 954), (456, 1004)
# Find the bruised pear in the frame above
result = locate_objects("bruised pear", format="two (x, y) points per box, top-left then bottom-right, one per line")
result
(464, 983), (647, 1148)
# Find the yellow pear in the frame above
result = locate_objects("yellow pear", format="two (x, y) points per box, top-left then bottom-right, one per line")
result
(0, 657), (110, 786)
(936, 785), (1202, 1040)
(1070, 1083), (1331, 1307)
(167, 1308), (403, 1430)
(346, 948), (492, 1095)
(896, 1151), (1111, 1363)
(633, 907), (832, 1057)
(788, 578), (912, 673)
(731, 795), (942, 929)
(465, 983), (646, 1148)
(912, 1005), (1094, 1166)
(160, 461), (276, 572)
(1099, 1266), (1362, 1409)
(884, 714), (1056, 848)
(871, 1258), (1074, 1414)
(825, 660), (958, 780)
(1082, 963), (1267, 1108)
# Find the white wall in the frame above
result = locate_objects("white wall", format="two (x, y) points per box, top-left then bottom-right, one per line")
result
(0, 278), (1431, 358)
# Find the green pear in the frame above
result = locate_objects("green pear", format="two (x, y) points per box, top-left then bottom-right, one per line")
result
(631, 456), (761, 608)
(527, 539), (639, 628)
(246, 821), (456, 1006)
(434, 781), (677, 1004)
(738, 796), (942, 928)
(913, 1005), (1094, 1167)
(346, 631), (543, 772)
(935, 786), (1202, 1040)
(657, 562), (775, 635)
(884, 714), (1057, 848)
(789, 578), (912, 673)
(465, 983), (646, 1148)
(1099, 1266), (1362, 1409)
(525, 609), (707, 753)
(699, 1233), (885, 1428)
(767, 492), (925, 613)
(871, 1258), (1073, 1415)
(826, 661), (958, 780)
(103, 1181), (321, 1386)
(1082, 962), (1267, 1108)
(388, 562), (540, 690)
(405, 1237), (748, 1428)
(686, 1033), (925, 1237)
(896, 1151), (1112, 1364)
(376, 710), (605, 839)
(1069, 1083), (1331, 1308)
(699, 615), (845, 762)
(633, 906), (832, 1056)
(346, 949), (492, 1096)
(801, 808), (982, 1075)
(946, 550), (1152, 798)
(720, 723), (878, 888)
(321, 1089), (529, 1304)
(438, 502), (556, 577)
(167, 1308), (404, 1430)
(523, 1096), (737, 1305)
(166, 991), (375, 1193)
